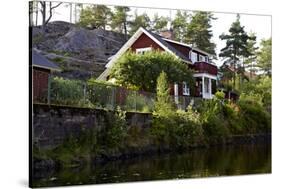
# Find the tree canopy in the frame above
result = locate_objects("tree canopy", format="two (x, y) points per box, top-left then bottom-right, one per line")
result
(110, 6), (131, 39)
(78, 5), (112, 29)
(109, 50), (194, 92)
(184, 11), (216, 56)
(171, 10), (189, 42)
(128, 12), (151, 35)
(151, 14), (169, 32)
(219, 14), (256, 89)
(257, 38), (272, 76)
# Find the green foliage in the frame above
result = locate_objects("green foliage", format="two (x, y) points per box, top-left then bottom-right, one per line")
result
(171, 10), (189, 41)
(50, 77), (85, 106)
(198, 98), (230, 141)
(184, 11), (216, 55)
(151, 14), (169, 32)
(219, 14), (256, 89)
(78, 5), (112, 29)
(124, 92), (155, 113)
(240, 76), (272, 109)
(257, 38), (272, 76)
(129, 12), (151, 35)
(151, 72), (203, 147)
(238, 97), (271, 133)
(104, 107), (127, 149)
(154, 71), (175, 114)
(110, 6), (130, 39)
(110, 50), (194, 93)
(87, 79), (117, 109)
(214, 90), (225, 100)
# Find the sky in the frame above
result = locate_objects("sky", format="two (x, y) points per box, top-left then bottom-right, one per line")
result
(33, 2), (271, 66)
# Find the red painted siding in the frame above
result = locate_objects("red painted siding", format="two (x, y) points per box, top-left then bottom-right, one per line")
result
(130, 33), (164, 52)
(33, 67), (50, 102)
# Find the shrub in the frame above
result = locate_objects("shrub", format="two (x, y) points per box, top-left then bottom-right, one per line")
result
(110, 50), (195, 93)
(103, 106), (127, 149)
(198, 97), (230, 141)
(87, 79), (117, 109)
(238, 97), (271, 134)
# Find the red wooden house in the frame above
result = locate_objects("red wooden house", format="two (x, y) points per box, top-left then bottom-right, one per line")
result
(32, 50), (60, 102)
(98, 27), (218, 99)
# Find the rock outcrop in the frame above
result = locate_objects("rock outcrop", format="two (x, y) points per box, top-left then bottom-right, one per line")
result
(32, 21), (127, 80)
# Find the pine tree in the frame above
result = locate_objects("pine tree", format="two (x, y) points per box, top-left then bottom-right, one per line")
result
(219, 14), (255, 89)
(184, 11), (216, 56)
(110, 6), (131, 40)
(244, 32), (258, 78)
(171, 10), (189, 42)
(128, 12), (151, 35)
(78, 5), (112, 29)
(151, 14), (169, 32)
(257, 38), (272, 76)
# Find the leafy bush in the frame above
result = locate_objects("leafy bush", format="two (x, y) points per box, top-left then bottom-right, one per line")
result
(124, 92), (155, 113)
(103, 107), (127, 149)
(110, 50), (195, 93)
(238, 97), (271, 133)
(151, 72), (204, 148)
(198, 95), (230, 141)
(87, 79), (118, 109)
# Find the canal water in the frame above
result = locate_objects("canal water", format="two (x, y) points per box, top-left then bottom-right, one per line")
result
(32, 144), (271, 187)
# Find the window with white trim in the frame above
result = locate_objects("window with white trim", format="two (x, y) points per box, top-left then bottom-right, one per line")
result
(199, 55), (206, 62)
(136, 47), (152, 54)
(182, 82), (190, 96)
(190, 51), (198, 63)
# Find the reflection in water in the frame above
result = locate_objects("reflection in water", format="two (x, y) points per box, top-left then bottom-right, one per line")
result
(33, 144), (271, 187)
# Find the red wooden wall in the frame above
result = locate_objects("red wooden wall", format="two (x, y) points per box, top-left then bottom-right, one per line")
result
(130, 33), (164, 52)
(33, 67), (50, 102)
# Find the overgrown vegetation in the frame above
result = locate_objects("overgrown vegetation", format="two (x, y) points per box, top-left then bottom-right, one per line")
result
(50, 77), (86, 106)
(150, 72), (271, 149)
(110, 50), (195, 93)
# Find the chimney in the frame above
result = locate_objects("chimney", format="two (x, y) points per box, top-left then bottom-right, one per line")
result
(159, 29), (174, 40)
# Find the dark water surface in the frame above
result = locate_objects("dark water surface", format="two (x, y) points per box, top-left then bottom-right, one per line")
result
(33, 144), (271, 187)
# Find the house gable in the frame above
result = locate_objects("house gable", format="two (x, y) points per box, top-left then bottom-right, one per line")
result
(130, 33), (164, 52)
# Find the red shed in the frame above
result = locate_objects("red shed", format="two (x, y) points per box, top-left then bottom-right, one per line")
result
(32, 50), (60, 102)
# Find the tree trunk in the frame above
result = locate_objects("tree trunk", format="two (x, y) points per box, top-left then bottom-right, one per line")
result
(41, 2), (46, 32)
(123, 21), (128, 40)
(35, 1), (38, 26)
(69, 3), (72, 23)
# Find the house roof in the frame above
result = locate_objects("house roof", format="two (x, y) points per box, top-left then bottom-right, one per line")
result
(144, 29), (192, 63)
(97, 27), (211, 80)
(32, 50), (61, 71)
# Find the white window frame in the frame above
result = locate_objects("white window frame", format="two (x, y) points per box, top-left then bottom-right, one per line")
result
(136, 47), (152, 54)
(199, 54), (206, 62)
(182, 82), (190, 96)
(190, 51), (198, 63)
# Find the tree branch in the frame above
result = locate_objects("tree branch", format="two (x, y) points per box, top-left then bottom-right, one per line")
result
(45, 2), (62, 25)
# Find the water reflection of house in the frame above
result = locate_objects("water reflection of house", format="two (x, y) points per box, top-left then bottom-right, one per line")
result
(32, 50), (60, 102)
(98, 27), (218, 99)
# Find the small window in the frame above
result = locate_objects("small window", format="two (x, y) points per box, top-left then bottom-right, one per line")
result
(190, 51), (198, 63)
(136, 47), (152, 54)
(182, 82), (190, 96)
(199, 55), (206, 62)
